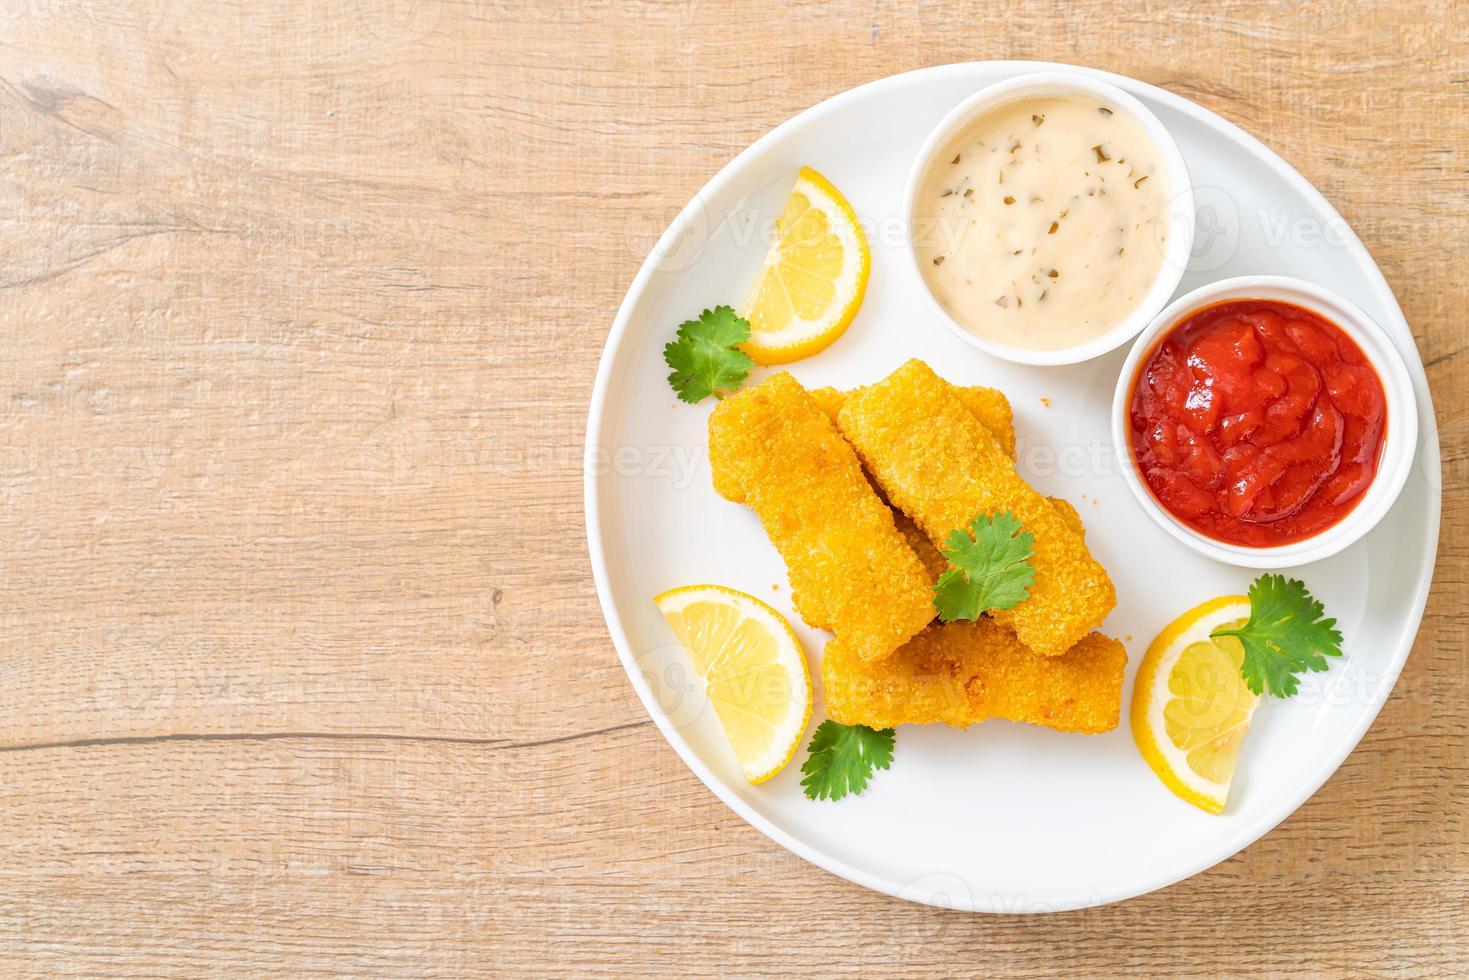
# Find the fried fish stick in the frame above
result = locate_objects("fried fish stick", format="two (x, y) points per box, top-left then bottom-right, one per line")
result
(708, 373), (935, 661)
(837, 360), (1115, 656)
(811, 382), (1014, 584)
(823, 620), (1126, 734)
(809, 385), (1016, 459)
(816, 385), (1078, 588)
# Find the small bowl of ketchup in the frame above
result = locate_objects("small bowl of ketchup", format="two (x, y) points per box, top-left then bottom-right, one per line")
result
(1112, 275), (1418, 568)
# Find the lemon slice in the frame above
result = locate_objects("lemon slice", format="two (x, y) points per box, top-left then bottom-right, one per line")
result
(738, 167), (870, 364)
(653, 585), (813, 784)
(1132, 595), (1261, 814)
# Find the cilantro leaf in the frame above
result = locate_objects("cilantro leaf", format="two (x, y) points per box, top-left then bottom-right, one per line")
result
(663, 305), (754, 403)
(932, 512), (1036, 622)
(800, 721), (894, 801)
(1212, 574), (1343, 698)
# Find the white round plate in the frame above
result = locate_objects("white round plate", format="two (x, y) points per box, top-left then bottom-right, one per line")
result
(585, 62), (1441, 913)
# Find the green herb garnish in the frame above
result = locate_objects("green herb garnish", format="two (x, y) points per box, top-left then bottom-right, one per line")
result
(932, 512), (1036, 623)
(662, 305), (754, 404)
(800, 721), (894, 802)
(1212, 574), (1343, 698)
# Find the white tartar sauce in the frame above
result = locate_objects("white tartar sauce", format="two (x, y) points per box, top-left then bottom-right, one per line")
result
(914, 94), (1168, 351)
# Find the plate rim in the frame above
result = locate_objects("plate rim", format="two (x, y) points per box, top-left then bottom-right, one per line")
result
(583, 59), (1443, 912)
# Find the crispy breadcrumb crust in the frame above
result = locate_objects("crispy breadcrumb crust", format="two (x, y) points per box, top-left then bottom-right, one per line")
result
(836, 360), (1115, 656)
(707, 372), (935, 661)
(808, 384), (1016, 459)
(894, 511), (949, 582)
(813, 383), (1071, 588)
(823, 620), (1126, 734)
(811, 382), (1015, 585)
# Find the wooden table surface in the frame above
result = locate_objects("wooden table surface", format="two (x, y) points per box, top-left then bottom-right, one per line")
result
(1, 1), (1465, 975)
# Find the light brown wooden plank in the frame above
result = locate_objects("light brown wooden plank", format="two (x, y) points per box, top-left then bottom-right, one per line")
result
(0, 0), (1464, 974)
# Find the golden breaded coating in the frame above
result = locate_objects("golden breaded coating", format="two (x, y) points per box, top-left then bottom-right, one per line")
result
(1049, 496), (1082, 535)
(954, 386), (1016, 460)
(810, 382), (1028, 591)
(823, 620), (1126, 734)
(836, 360), (1115, 657)
(895, 510), (949, 582)
(811, 382), (1018, 589)
(808, 384), (1017, 459)
(708, 373), (935, 661)
(814, 381), (1073, 584)
(804, 385), (849, 427)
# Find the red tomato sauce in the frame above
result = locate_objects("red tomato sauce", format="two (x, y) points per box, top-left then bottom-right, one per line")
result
(1128, 299), (1386, 547)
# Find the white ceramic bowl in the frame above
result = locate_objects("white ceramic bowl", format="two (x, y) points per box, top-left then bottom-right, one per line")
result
(903, 71), (1195, 366)
(1111, 275), (1418, 568)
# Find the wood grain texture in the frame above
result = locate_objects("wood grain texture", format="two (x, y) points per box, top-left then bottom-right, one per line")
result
(0, 0), (1465, 975)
